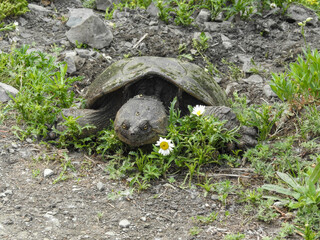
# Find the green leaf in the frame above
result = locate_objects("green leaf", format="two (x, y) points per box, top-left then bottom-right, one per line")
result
(309, 157), (320, 185)
(262, 184), (300, 200)
(277, 171), (301, 191)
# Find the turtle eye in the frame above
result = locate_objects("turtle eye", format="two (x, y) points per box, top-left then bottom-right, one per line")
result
(140, 121), (149, 131)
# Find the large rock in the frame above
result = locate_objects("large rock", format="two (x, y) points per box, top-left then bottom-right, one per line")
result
(286, 4), (318, 26)
(96, 0), (120, 11)
(66, 8), (113, 49)
(0, 82), (19, 103)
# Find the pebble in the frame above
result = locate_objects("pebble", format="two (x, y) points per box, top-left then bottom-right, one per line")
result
(243, 74), (263, 84)
(97, 182), (105, 191)
(263, 84), (278, 98)
(119, 219), (131, 228)
(11, 142), (18, 148)
(8, 148), (15, 154)
(44, 169), (54, 177)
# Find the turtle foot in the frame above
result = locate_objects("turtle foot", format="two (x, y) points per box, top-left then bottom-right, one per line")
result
(204, 106), (257, 150)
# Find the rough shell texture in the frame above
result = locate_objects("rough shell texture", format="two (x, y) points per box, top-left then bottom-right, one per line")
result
(85, 56), (228, 108)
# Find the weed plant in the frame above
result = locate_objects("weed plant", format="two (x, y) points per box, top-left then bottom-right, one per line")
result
(1, 45), (81, 139)
(270, 48), (320, 109)
(0, 0), (28, 21)
(262, 156), (320, 233)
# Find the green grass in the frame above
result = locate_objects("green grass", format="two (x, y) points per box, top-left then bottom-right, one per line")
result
(1, 0), (320, 235)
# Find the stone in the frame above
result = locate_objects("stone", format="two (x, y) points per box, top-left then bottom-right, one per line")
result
(44, 169), (54, 178)
(214, 12), (224, 22)
(221, 34), (232, 49)
(44, 212), (60, 227)
(286, 4), (318, 26)
(97, 182), (105, 191)
(243, 75), (263, 84)
(262, 19), (277, 29)
(263, 84), (278, 98)
(0, 82), (19, 103)
(146, 2), (159, 17)
(28, 4), (52, 14)
(119, 219), (131, 228)
(64, 51), (77, 74)
(66, 8), (113, 49)
(204, 22), (220, 32)
(0, 88), (11, 103)
(196, 9), (211, 23)
(237, 54), (254, 73)
(96, 0), (120, 11)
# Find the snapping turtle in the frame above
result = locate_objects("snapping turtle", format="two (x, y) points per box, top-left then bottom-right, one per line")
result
(61, 56), (256, 148)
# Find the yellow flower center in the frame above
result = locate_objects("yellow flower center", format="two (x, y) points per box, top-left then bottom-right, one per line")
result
(197, 110), (202, 116)
(160, 141), (169, 150)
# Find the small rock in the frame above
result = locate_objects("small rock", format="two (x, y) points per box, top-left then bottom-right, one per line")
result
(0, 82), (19, 103)
(96, 0), (121, 11)
(263, 84), (278, 98)
(97, 182), (105, 191)
(238, 54), (254, 73)
(146, 2), (159, 17)
(44, 169), (54, 178)
(4, 190), (12, 195)
(149, 21), (158, 26)
(119, 219), (131, 228)
(243, 74), (263, 84)
(140, 216), (147, 222)
(75, 49), (91, 58)
(44, 212), (60, 227)
(64, 51), (77, 74)
(221, 34), (233, 49)
(2, 219), (13, 225)
(196, 9), (211, 23)
(204, 22), (220, 32)
(28, 4), (52, 14)
(211, 194), (219, 200)
(105, 231), (117, 236)
(11, 143), (18, 148)
(8, 148), (15, 154)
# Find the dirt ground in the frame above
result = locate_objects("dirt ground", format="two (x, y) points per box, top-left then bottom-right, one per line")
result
(1, 0), (320, 239)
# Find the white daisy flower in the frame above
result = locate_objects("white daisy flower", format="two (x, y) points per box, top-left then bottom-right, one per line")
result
(155, 137), (174, 156)
(270, 3), (277, 8)
(191, 105), (206, 116)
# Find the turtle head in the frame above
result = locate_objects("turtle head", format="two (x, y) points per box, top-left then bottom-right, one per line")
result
(114, 96), (168, 147)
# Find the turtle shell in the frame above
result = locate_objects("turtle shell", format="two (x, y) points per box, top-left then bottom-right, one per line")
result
(85, 56), (228, 112)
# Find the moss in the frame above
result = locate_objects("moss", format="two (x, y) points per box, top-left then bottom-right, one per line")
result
(0, 0), (29, 21)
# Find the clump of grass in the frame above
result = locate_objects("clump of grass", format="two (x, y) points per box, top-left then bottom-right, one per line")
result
(0, 0), (28, 21)
(1, 45), (82, 139)
(270, 48), (320, 109)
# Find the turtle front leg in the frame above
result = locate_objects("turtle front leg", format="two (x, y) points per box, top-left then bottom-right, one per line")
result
(204, 106), (257, 149)
(53, 108), (114, 138)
